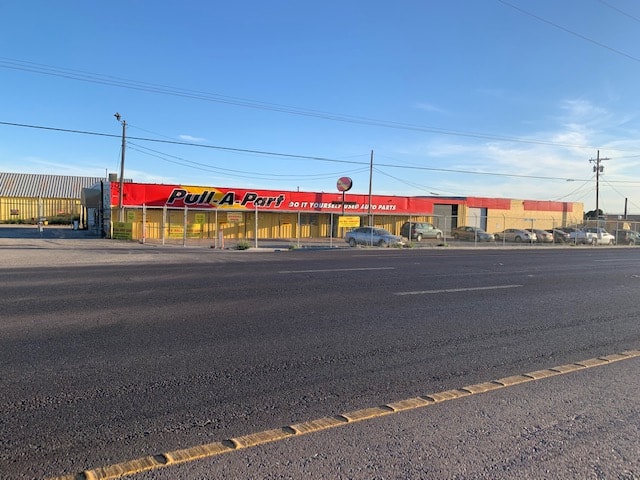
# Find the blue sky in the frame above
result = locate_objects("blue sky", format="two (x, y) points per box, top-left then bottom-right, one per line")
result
(2, 0), (640, 214)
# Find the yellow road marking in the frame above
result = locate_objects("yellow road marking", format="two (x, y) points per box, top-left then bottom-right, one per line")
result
(50, 349), (640, 480)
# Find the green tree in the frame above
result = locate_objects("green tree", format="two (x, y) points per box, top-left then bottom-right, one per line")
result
(584, 209), (603, 220)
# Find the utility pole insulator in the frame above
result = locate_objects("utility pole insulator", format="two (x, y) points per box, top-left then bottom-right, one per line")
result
(588, 150), (611, 222)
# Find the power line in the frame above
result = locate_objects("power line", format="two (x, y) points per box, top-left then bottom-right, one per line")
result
(0, 57), (615, 150)
(127, 142), (369, 181)
(602, 178), (640, 212)
(0, 120), (363, 165)
(551, 177), (594, 201)
(372, 167), (453, 195)
(596, 0), (640, 24)
(5, 119), (640, 184)
(497, 0), (640, 63)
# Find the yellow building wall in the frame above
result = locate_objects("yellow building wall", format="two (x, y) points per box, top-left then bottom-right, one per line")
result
(110, 202), (584, 241)
(459, 201), (584, 234)
(0, 196), (81, 223)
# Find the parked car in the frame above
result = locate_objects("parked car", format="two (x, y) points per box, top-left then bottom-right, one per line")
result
(345, 227), (404, 247)
(547, 228), (570, 243)
(532, 229), (553, 243)
(568, 228), (594, 244)
(400, 221), (443, 241)
(583, 227), (616, 245)
(494, 228), (537, 243)
(613, 229), (640, 245)
(450, 226), (494, 242)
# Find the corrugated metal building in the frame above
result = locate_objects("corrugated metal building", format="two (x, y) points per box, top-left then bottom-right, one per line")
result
(0, 172), (104, 224)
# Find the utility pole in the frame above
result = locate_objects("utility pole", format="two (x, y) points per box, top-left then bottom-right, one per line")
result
(368, 150), (373, 226)
(114, 113), (126, 223)
(589, 150), (609, 224)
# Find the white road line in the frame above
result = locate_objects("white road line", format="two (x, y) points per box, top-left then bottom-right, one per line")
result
(279, 267), (396, 274)
(395, 284), (523, 296)
(593, 259), (637, 262)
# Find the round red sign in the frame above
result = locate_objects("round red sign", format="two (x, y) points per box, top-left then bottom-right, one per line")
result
(337, 177), (353, 192)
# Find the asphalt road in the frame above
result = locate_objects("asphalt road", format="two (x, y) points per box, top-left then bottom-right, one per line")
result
(1, 239), (639, 479)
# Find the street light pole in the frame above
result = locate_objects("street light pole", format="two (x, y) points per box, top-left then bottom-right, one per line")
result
(114, 113), (126, 222)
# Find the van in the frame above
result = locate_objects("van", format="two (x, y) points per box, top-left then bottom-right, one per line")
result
(400, 222), (443, 241)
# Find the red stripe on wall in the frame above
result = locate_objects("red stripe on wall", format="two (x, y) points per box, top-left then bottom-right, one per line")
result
(523, 200), (567, 212)
(466, 197), (511, 209)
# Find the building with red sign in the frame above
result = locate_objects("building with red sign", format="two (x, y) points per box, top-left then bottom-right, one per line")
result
(81, 180), (584, 243)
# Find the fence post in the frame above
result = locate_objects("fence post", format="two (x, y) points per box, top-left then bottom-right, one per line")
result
(183, 206), (187, 247)
(214, 209), (219, 248)
(162, 206), (166, 245)
(142, 204), (146, 244)
(329, 213), (333, 248)
(255, 205), (259, 249)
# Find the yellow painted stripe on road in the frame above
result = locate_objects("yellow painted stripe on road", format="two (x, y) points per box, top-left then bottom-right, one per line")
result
(462, 381), (504, 394)
(290, 416), (348, 434)
(49, 349), (640, 480)
(550, 363), (587, 374)
(426, 388), (471, 402)
(340, 405), (394, 422)
(523, 368), (561, 380)
(386, 396), (434, 411)
(494, 374), (533, 386)
(164, 442), (235, 463)
(231, 427), (295, 448)
(83, 456), (167, 480)
(574, 357), (609, 368)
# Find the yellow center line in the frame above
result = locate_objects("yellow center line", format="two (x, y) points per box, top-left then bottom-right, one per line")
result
(49, 349), (640, 480)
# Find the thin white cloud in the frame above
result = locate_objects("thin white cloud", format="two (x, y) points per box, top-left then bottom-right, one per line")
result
(414, 102), (446, 114)
(559, 98), (608, 124)
(179, 135), (207, 142)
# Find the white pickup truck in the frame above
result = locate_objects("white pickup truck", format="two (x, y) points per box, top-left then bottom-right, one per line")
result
(569, 227), (616, 245)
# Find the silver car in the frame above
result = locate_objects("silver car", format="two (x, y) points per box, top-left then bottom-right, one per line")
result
(345, 227), (404, 247)
(532, 229), (554, 243)
(494, 228), (537, 243)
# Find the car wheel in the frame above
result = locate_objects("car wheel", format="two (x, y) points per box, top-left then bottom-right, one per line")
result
(348, 238), (356, 247)
(591, 238), (597, 245)
(416, 234), (422, 242)
(515, 236), (522, 242)
(377, 239), (388, 247)
(494, 234), (500, 241)
(453, 233), (459, 240)
(435, 232), (442, 240)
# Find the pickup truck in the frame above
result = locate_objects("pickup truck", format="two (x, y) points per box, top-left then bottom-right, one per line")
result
(569, 227), (615, 245)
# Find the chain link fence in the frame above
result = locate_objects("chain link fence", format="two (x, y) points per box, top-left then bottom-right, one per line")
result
(103, 205), (639, 248)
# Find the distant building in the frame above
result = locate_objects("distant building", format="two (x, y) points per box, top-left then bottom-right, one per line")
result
(0, 172), (106, 225)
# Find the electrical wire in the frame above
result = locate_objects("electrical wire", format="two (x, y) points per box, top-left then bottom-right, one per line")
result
(0, 57), (623, 151)
(127, 142), (369, 181)
(551, 177), (595, 201)
(497, 0), (640, 63)
(372, 167), (460, 196)
(595, 0), (640, 24)
(602, 178), (640, 212)
(5, 119), (640, 184)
